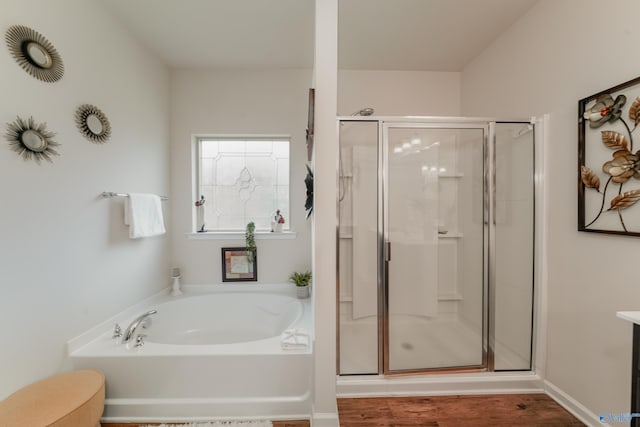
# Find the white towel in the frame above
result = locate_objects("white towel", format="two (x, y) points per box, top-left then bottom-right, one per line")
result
(124, 193), (166, 239)
(280, 328), (310, 350)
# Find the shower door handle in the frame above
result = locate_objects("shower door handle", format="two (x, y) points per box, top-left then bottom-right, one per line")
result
(385, 241), (391, 262)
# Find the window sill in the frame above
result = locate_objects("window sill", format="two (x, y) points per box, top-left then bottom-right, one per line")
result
(186, 231), (297, 240)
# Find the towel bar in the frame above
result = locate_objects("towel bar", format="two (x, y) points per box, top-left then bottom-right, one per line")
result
(102, 191), (168, 201)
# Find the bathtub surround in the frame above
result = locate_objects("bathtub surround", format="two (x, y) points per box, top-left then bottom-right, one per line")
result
(68, 284), (313, 420)
(0, 0), (170, 400)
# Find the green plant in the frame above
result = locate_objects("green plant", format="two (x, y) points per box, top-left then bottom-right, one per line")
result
(289, 271), (311, 287)
(245, 222), (256, 262)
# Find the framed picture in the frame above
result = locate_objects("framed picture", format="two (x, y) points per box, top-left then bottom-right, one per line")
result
(579, 75), (640, 236)
(306, 88), (315, 161)
(221, 247), (257, 282)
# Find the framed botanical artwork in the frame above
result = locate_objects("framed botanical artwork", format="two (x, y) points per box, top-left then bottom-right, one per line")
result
(221, 247), (257, 282)
(579, 75), (640, 236)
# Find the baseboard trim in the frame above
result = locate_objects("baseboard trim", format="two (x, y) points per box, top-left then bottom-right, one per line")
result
(337, 372), (544, 398)
(544, 380), (606, 427)
(99, 396), (311, 423)
(310, 411), (340, 427)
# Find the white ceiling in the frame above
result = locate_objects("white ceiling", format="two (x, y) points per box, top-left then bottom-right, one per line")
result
(101, 0), (316, 69)
(339, 0), (538, 71)
(101, 0), (538, 71)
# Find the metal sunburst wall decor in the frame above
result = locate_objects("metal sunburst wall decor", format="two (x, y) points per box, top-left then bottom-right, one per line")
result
(5, 116), (60, 163)
(75, 104), (111, 143)
(5, 25), (64, 83)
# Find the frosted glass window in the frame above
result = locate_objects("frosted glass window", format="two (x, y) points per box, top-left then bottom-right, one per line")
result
(197, 138), (290, 231)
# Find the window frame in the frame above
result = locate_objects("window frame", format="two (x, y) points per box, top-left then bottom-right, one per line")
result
(193, 134), (292, 234)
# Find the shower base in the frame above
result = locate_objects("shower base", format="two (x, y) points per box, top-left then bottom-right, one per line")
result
(340, 314), (529, 374)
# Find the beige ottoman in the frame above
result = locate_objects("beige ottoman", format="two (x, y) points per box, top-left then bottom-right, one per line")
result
(0, 370), (105, 427)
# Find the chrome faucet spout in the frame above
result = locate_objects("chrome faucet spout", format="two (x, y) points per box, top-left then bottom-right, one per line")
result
(122, 310), (157, 343)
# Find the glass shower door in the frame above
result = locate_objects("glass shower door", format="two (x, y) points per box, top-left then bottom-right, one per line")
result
(338, 120), (379, 375)
(384, 124), (487, 373)
(492, 122), (535, 371)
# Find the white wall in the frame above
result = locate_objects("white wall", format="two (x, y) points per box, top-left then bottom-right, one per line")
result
(169, 69), (312, 284)
(462, 0), (640, 417)
(312, 0), (339, 424)
(0, 0), (170, 399)
(338, 70), (460, 116)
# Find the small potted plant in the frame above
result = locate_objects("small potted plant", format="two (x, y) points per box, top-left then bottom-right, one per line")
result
(289, 270), (311, 299)
(245, 222), (256, 262)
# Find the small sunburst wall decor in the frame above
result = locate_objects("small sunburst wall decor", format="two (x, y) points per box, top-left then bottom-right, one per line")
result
(75, 104), (111, 143)
(5, 116), (60, 163)
(5, 25), (64, 83)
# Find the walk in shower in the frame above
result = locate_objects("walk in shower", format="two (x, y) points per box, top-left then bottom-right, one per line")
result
(338, 117), (535, 376)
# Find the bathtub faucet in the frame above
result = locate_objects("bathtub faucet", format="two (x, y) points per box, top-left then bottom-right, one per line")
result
(122, 310), (157, 344)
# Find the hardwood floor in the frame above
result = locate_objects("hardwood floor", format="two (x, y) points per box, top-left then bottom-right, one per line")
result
(272, 422), (309, 427)
(102, 393), (584, 427)
(337, 394), (585, 426)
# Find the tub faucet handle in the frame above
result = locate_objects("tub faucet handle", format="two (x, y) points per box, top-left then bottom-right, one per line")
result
(135, 334), (147, 348)
(112, 324), (122, 339)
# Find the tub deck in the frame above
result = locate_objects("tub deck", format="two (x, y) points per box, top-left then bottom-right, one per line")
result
(67, 284), (313, 422)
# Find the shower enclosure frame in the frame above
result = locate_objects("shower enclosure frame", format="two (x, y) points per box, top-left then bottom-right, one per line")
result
(336, 115), (537, 377)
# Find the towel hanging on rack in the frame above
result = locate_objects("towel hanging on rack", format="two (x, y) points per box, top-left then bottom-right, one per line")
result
(102, 191), (168, 201)
(124, 193), (166, 239)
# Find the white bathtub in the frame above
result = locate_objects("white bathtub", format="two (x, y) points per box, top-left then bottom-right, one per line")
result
(146, 293), (302, 346)
(67, 284), (312, 422)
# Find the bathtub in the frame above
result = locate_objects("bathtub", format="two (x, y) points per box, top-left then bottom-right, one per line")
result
(67, 284), (312, 422)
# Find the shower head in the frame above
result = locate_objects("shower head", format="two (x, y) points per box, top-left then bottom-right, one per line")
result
(512, 124), (533, 138)
(351, 107), (375, 116)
